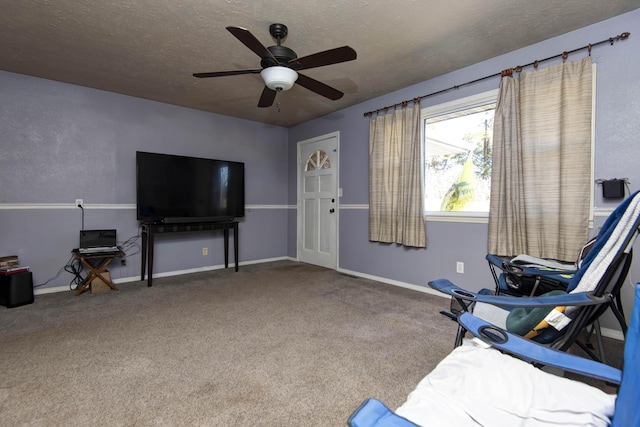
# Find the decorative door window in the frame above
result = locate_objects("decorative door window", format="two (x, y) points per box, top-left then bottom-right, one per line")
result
(305, 150), (331, 171)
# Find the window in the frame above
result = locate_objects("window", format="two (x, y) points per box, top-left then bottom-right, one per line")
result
(305, 150), (331, 171)
(422, 89), (497, 219)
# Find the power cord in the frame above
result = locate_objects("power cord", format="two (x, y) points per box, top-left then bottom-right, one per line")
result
(36, 226), (143, 290)
(78, 203), (85, 230)
(64, 257), (84, 290)
(34, 254), (85, 291)
(118, 229), (142, 259)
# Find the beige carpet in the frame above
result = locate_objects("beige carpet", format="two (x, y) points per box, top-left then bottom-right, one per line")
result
(1, 261), (461, 426)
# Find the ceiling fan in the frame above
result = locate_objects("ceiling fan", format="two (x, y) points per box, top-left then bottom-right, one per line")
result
(193, 23), (357, 108)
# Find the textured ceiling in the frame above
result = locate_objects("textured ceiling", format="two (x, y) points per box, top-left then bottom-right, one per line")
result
(1, 1), (638, 127)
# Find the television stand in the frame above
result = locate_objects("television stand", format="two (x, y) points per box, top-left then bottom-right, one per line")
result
(140, 220), (238, 287)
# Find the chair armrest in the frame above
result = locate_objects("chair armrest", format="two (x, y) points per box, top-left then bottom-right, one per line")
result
(428, 278), (611, 308)
(486, 253), (508, 268)
(348, 398), (419, 427)
(458, 312), (622, 384)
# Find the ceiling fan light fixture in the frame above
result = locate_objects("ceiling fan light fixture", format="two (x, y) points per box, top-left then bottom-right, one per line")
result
(261, 66), (298, 91)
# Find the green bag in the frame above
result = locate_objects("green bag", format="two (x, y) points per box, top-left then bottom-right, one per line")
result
(505, 290), (567, 336)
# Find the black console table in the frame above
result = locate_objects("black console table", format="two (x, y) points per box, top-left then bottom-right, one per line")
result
(140, 221), (238, 287)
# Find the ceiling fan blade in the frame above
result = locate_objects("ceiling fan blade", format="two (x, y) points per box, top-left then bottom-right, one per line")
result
(227, 26), (277, 62)
(258, 86), (277, 108)
(295, 74), (344, 101)
(193, 69), (261, 78)
(291, 46), (357, 70)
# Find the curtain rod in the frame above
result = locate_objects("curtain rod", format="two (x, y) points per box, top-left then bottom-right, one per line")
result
(364, 31), (630, 118)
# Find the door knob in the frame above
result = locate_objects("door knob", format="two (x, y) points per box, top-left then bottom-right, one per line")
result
(329, 208), (335, 213)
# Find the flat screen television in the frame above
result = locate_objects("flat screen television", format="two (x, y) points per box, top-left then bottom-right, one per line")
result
(136, 151), (245, 223)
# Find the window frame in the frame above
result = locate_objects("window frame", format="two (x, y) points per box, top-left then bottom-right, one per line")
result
(421, 89), (499, 223)
(421, 64), (596, 225)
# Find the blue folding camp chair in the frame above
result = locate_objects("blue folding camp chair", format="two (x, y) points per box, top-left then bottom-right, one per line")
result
(434, 191), (640, 360)
(483, 232), (622, 361)
(485, 246), (586, 297)
(348, 284), (640, 427)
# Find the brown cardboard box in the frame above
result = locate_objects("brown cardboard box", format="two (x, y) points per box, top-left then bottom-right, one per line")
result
(90, 271), (112, 293)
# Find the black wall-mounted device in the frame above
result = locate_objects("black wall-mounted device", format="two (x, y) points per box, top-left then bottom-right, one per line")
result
(601, 179), (626, 199)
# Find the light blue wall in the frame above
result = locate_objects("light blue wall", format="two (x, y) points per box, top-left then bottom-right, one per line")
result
(288, 10), (640, 332)
(0, 71), (289, 289)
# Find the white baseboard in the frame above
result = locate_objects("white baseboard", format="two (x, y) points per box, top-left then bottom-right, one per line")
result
(336, 267), (624, 341)
(33, 259), (624, 341)
(34, 285), (73, 295)
(602, 328), (625, 341)
(33, 256), (296, 296)
(337, 267), (444, 298)
(145, 256), (293, 280)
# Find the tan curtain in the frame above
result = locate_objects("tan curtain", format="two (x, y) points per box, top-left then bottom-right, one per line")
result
(369, 102), (426, 248)
(488, 57), (592, 260)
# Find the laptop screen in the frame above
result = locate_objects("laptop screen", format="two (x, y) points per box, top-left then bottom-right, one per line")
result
(79, 229), (117, 249)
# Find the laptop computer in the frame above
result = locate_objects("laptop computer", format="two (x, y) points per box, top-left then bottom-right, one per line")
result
(78, 229), (120, 254)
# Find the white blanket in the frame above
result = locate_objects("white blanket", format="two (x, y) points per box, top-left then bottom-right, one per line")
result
(395, 339), (615, 427)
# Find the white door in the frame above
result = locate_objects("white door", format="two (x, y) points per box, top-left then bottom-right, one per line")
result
(297, 133), (338, 269)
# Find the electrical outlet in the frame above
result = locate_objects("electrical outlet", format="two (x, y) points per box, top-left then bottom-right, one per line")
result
(202, 247), (208, 256)
(456, 261), (464, 274)
(75, 199), (84, 208)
